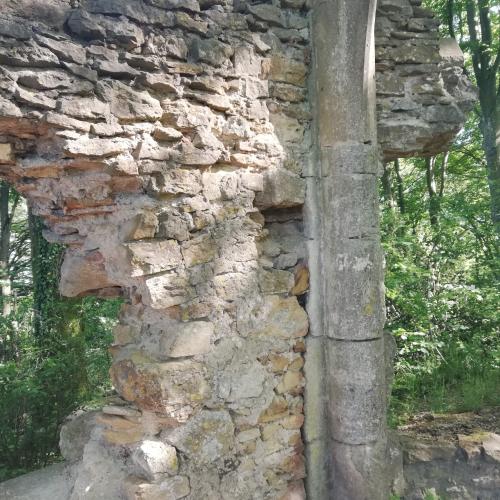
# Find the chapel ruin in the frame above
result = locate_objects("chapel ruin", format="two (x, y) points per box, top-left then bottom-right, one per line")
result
(0, 0), (476, 498)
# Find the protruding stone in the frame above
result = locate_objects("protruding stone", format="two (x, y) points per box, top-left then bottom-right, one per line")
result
(164, 410), (234, 464)
(125, 475), (190, 500)
(159, 321), (213, 358)
(126, 240), (182, 277)
(131, 440), (178, 480)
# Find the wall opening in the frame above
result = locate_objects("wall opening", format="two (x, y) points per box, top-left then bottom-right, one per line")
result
(0, 181), (121, 481)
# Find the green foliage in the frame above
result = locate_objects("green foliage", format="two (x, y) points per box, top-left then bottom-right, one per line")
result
(0, 296), (120, 481)
(383, 116), (500, 426)
(0, 208), (120, 481)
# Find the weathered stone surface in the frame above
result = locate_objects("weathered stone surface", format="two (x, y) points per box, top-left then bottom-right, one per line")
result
(181, 234), (216, 267)
(125, 475), (191, 500)
(0, 143), (14, 163)
(131, 440), (178, 480)
(256, 169), (305, 209)
(238, 296), (309, 338)
(97, 81), (163, 122)
(60, 250), (117, 297)
(144, 273), (192, 309)
(57, 96), (109, 120)
(111, 357), (209, 417)
(59, 411), (99, 463)
(164, 410), (234, 464)
(126, 240), (182, 276)
(0, 0), (473, 498)
(64, 136), (129, 158)
(0, 463), (73, 500)
(159, 321), (213, 358)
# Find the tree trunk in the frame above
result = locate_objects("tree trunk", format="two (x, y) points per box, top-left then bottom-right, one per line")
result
(479, 81), (499, 232)
(0, 182), (18, 316)
(382, 162), (395, 210)
(394, 159), (405, 214)
(425, 156), (439, 226)
(464, 0), (499, 232)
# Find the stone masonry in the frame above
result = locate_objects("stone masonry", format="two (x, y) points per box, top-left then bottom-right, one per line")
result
(0, 0), (473, 498)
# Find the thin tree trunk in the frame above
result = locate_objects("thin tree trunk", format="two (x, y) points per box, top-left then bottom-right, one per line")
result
(480, 89), (499, 232)
(382, 162), (395, 210)
(426, 156), (439, 226)
(1, 182), (19, 316)
(464, 0), (499, 232)
(439, 151), (449, 198)
(394, 158), (405, 214)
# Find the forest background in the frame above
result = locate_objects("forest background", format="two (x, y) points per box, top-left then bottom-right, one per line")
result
(0, 0), (498, 481)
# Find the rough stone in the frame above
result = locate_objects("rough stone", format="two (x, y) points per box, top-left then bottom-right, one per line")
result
(164, 410), (234, 464)
(131, 440), (178, 480)
(159, 321), (214, 358)
(126, 240), (182, 276)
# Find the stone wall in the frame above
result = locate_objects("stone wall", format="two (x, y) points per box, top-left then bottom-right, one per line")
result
(375, 0), (475, 160)
(0, 0), (473, 498)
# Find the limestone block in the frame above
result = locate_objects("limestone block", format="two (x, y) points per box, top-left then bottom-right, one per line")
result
(113, 324), (141, 345)
(149, 169), (202, 196)
(149, 0), (200, 13)
(248, 4), (286, 27)
(129, 212), (158, 240)
(14, 87), (56, 110)
(84, 0), (175, 26)
(159, 321), (213, 358)
(265, 55), (307, 86)
(144, 272), (192, 309)
(214, 273), (252, 300)
(0, 143), (14, 164)
(161, 99), (215, 130)
(57, 96), (110, 120)
(59, 249), (117, 297)
(222, 361), (267, 402)
(139, 73), (179, 94)
(67, 10), (145, 49)
(157, 210), (192, 241)
(97, 80), (163, 122)
(189, 92), (232, 113)
(179, 141), (222, 165)
(237, 296), (309, 338)
(64, 136), (130, 158)
(0, 96), (22, 119)
(153, 125), (183, 142)
(256, 169), (305, 209)
(125, 475), (190, 500)
(327, 339), (386, 444)
(259, 269), (294, 294)
(111, 357), (209, 417)
(132, 440), (178, 480)
(233, 46), (261, 77)
(59, 410), (99, 463)
(174, 12), (208, 34)
(35, 35), (87, 65)
(190, 38), (234, 67)
(276, 370), (304, 395)
(400, 435), (458, 463)
(0, 41), (60, 68)
(0, 463), (73, 500)
(163, 410), (234, 464)
(126, 240), (182, 277)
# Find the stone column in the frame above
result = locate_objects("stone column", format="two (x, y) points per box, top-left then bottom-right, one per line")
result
(307, 0), (390, 498)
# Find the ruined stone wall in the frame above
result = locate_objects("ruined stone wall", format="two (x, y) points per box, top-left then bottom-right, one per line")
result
(0, 0), (473, 499)
(375, 0), (475, 160)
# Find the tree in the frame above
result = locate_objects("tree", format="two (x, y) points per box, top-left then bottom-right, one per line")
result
(425, 0), (499, 231)
(0, 182), (20, 316)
